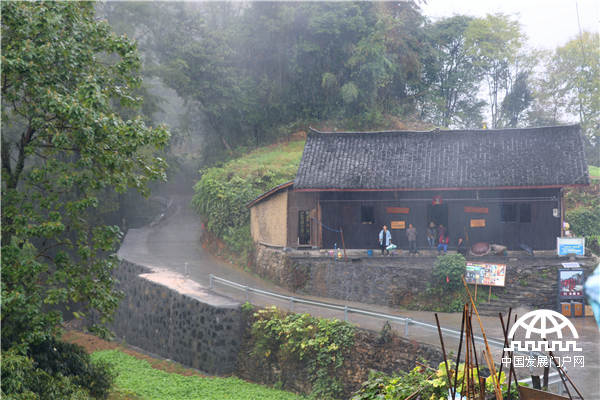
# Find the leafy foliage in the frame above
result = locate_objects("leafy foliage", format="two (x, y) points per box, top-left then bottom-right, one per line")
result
(1, 338), (114, 400)
(567, 206), (600, 237)
(352, 362), (518, 400)
(192, 140), (304, 263)
(1, 4), (169, 397)
(420, 15), (485, 128)
(465, 13), (527, 128)
(432, 254), (467, 293)
(251, 306), (356, 399)
(92, 349), (304, 400)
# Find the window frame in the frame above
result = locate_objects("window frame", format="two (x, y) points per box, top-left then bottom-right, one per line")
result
(360, 205), (375, 224)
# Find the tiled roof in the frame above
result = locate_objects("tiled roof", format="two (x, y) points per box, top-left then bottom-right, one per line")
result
(294, 125), (589, 190)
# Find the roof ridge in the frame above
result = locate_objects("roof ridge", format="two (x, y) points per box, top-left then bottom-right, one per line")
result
(308, 124), (580, 136)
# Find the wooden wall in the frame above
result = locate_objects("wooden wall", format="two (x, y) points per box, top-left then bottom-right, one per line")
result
(318, 188), (561, 250)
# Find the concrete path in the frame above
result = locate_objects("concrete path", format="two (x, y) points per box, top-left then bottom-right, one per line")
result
(118, 195), (600, 399)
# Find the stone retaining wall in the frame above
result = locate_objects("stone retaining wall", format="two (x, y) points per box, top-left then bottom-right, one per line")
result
(111, 259), (242, 374)
(253, 246), (597, 313)
(236, 313), (443, 398)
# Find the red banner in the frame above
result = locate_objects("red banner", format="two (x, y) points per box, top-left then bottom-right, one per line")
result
(386, 207), (409, 214)
(464, 206), (489, 214)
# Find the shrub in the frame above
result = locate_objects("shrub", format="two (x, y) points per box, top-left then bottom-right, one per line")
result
(251, 306), (355, 399)
(352, 362), (518, 400)
(432, 254), (467, 293)
(567, 206), (600, 237)
(192, 140), (303, 265)
(26, 337), (114, 399)
(1, 349), (90, 400)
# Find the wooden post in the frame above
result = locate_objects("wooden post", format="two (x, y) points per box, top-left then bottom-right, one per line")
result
(452, 306), (467, 399)
(462, 276), (503, 400)
(474, 282), (478, 300)
(488, 285), (492, 303)
(340, 227), (347, 261)
(434, 314), (453, 392)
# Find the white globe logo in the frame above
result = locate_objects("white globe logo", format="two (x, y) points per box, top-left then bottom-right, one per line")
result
(508, 309), (578, 340)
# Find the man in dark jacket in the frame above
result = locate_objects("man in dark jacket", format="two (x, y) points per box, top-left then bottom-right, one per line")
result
(406, 223), (418, 255)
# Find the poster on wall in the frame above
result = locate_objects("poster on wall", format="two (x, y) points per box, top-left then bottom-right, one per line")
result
(390, 221), (405, 229)
(558, 269), (585, 298)
(470, 219), (486, 228)
(465, 262), (506, 287)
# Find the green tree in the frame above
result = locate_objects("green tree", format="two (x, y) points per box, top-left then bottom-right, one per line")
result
(1, 1), (169, 357)
(500, 70), (533, 127)
(545, 32), (600, 163)
(421, 15), (485, 128)
(465, 14), (526, 128)
(527, 51), (567, 127)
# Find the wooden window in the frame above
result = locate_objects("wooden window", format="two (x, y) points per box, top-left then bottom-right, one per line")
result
(298, 210), (310, 245)
(500, 204), (517, 222)
(519, 203), (532, 223)
(361, 205), (374, 224)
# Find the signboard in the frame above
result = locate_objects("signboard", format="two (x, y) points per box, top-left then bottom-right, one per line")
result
(561, 262), (580, 269)
(465, 262), (506, 287)
(432, 195), (442, 205)
(558, 269), (584, 298)
(464, 206), (489, 214)
(390, 221), (405, 229)
(470, 218), (486, 228)
(557, 237), (585, 256)
(386, 207), (409, 214)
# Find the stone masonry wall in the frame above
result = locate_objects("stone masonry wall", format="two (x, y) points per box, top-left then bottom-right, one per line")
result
(254, 246), (597, 314)
(112, 259), (242, 374)
(236, 312), (443, 399)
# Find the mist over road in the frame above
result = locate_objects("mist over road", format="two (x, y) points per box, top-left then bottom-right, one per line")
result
(118, 195), (278, 291)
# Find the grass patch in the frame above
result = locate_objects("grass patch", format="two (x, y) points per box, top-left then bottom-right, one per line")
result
(223, 139), (305, 180)
(589, 165), (600, 177)
(92, 350), (304, 400)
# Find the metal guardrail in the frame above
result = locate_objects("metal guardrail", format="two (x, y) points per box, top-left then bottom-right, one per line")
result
(208, 274), (565, 390)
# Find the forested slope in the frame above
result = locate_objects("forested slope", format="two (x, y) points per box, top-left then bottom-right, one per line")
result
(101, 2), (599, 166)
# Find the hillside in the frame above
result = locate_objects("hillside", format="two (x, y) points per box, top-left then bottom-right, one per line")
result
(192, 137), (306, 264)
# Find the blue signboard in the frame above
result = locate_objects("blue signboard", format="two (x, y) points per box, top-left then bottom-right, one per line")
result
(557, 237), (585, 256)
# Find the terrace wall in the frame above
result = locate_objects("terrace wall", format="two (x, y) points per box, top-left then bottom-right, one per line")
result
(253, 245), (597, 314)
(111, 259), (243, 374)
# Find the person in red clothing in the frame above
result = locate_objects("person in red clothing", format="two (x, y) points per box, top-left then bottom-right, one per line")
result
(437, 232), (449, 254)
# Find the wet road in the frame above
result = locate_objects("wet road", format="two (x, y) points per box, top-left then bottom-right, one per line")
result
(118, 195), (600, 398)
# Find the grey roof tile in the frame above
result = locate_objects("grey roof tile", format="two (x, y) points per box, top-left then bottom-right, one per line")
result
(294, 125), (589, 190)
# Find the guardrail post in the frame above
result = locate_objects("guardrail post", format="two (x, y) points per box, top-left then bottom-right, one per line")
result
(245, 286), (249, 301)
(290, 297), (295, 312)
(344, 305), (348, 322)
(405, 318), (410, 336)
(209, 274), (214, 290)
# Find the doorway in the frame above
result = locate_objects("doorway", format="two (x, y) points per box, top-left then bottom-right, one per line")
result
(427, 203), (448, 231)
(298, 210), (311, 245)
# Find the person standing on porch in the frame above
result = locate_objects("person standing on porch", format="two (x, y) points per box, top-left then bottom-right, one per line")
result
(379, 225), (392, 255)
(406, 223), (418, 255)
(426, 222), (436, 248)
